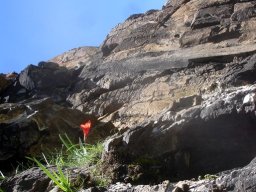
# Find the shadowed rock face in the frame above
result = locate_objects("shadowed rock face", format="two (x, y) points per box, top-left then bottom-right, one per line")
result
(1, 0), (256, 189)
(0, 98), (86, 172)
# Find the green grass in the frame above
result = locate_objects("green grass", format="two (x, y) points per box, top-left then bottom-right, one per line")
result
(49, 134), (104, 168)
(28, 134), (109, 191)
(0, 171), (5, 192)
(28, 157), (74, 192)
(14, 160), (38, 175)
(91, 161), (110, 187)
(0, 171), (4, 180)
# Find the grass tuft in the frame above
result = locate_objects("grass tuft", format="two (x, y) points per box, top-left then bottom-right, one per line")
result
(48, 134), (104, 168)
(28, 157), (74, 192)
(28, 134), (109, 191)
(0, 171), (5, 180)
(0, 171), (5, 192)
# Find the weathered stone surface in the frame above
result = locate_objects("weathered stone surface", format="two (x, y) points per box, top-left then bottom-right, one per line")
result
(100, 0), (256, 65)
(18, 64), (74, 103)
(0, 166), (93, 192)
(160, 156), (256, 192)
(49, 46), (99, 69)
(0, 167), (51, 192)
(2, 157), (256, 191)
(216, 157), (256, 192)
(69, 0), (256, 131)
(107, 181), (174, 192)
(103, 77), (256, 182)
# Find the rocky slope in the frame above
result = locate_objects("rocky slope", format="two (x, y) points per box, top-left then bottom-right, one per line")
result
(49, 46), (99, 69)
(1, 0), (256, 191)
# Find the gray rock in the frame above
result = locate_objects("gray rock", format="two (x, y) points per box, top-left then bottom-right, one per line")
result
(0, 167), (51, 192)
(49, 46), (99, 69)
(0, 166), (93, 192)
(18, 64), (74, 103)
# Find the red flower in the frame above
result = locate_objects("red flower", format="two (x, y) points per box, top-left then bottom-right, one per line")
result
(80, 120), (92, 141)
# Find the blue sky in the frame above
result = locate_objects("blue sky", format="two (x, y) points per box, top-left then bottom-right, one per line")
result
(0, 0), (165, 74)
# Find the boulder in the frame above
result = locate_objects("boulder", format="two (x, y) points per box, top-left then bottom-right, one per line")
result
(0, 167), (51, 192)
(18, 64), (74, 103)
(0, 166), (92, 192)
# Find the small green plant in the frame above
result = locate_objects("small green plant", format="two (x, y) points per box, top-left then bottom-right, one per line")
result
(57, 134), (109, 187)
(28, 157), (74, 192)
(0, 171), (5, 180)
(0, 171), (5, 192)
(51, 134), (104, 168)
(28, 134), (108, 189)
(198, 174), (218, 181)
(90, 160), (110, 187)
(13, 160), (38, 175)
(204, 174), (218, 180)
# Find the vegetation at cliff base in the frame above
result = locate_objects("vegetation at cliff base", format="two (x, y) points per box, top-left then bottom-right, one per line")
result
(29, 134), (108, 191)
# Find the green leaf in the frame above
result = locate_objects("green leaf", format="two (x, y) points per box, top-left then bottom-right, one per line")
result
(27, 157), (69, 191)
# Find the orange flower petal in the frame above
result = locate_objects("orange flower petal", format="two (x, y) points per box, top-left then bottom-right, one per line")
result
(80, 120), (92, 137)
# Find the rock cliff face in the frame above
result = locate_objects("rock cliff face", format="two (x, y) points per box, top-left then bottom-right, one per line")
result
(1, 0), (256, 191)
(49, 46), (99, 69)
